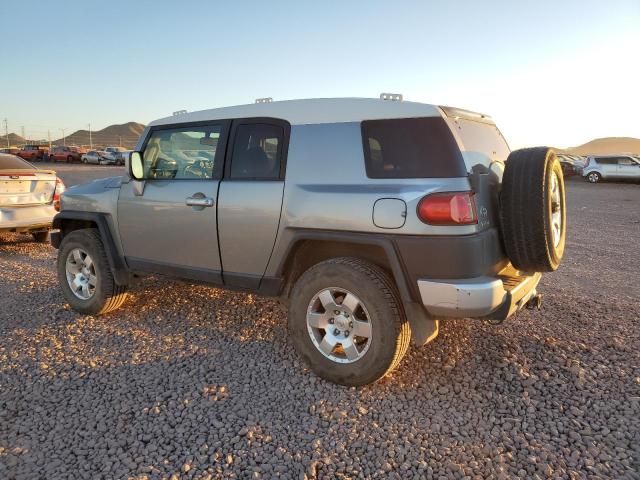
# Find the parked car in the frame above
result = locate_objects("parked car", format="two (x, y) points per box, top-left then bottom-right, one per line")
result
(50, 146), (84, 163)
(581, 155), (640, 183)
(0, 153), (65, 242)
(17, 144), (49, 162)
(557, 154), (584, 177)
(102, 146), (128, 165)
(0, 147), (21, 155)
(51, 97), (566, 386)
(81, 150), (108, 165)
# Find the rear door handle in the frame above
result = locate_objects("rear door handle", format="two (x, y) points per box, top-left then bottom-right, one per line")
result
(186, 195), (214, 207)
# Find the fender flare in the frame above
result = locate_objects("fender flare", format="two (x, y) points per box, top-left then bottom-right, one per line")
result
(275, 229), (438, 346)
(52, 211), (130, 286)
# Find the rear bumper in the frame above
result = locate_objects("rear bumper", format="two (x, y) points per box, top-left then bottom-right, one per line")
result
(418, 271), (541, 320)
(0, 204), (56, 232)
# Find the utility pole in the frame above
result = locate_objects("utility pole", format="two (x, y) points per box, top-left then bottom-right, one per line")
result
(119, 135), (122, 147)
(60, 128), (66, 146)
(48, 130), (51, 149)
(88, 123), (93, 149)
(2, 118), (8, 148)
(20, 126), (25, 145)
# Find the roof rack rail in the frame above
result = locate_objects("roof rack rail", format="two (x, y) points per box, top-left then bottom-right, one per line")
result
(255, 97), (273, 104)
(380, 93), (403, 101)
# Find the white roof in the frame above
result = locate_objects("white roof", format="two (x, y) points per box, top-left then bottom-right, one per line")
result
(149, 98), (442, 127)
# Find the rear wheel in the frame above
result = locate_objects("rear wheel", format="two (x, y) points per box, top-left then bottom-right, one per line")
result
(500, 147), (566, 272)
(288, 257), (411, 386)
(57, 229), (128, 315)
(587, 172), (601, 183)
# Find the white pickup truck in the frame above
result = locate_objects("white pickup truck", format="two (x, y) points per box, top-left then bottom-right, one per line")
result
(102, 147), (130, 166)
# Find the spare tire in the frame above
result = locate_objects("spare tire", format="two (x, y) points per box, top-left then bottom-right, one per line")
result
(500, 147), (566, 272)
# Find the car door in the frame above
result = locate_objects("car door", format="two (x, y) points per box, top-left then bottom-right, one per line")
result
(117, 121), (229, 283)
(217, 118), (289, 289)
(598, 158), (616, 178)
(617, 157), (640, 179)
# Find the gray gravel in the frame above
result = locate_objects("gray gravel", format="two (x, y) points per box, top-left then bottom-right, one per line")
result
(1, 176), (639, 479)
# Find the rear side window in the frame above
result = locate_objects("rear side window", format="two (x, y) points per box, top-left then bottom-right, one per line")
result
(595, 158), (616, 165)
(230, 123), (284, 180)
(361, 117), (466, 178)
(0, 155), (33, 169)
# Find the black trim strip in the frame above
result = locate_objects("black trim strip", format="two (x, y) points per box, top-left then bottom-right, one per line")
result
(126, 257), (223, 285)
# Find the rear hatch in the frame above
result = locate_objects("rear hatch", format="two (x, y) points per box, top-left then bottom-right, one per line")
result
(439, 106), (511, 233)
(0, 169), (57, 207)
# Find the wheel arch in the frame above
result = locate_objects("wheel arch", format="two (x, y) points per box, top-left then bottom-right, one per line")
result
(52, 211), (130, 285)
(274, 230), (438, 346)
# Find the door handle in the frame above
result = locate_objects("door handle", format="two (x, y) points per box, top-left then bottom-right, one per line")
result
(186, 195), (214, 207)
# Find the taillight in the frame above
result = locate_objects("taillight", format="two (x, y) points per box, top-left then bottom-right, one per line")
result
(584, 158), (590, 167)
(53, 177), (65, 211)
(417, 191), (477, 225)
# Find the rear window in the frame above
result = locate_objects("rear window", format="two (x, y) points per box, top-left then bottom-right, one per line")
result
(361, 117), (466, 178)
(0, 155), (34, 170)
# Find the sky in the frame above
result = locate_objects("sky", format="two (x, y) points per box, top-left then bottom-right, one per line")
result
(1, 0), (638, 148)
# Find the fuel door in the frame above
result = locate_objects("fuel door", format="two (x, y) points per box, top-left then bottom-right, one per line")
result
(373, 198), (407, 229)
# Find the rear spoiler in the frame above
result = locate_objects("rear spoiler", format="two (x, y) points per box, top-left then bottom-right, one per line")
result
(439, 106), (495, 125)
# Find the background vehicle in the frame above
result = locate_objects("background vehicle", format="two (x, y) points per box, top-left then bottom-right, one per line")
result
(17, 144), (49, 161)
(581, 155), (640, 183)
(52, 97), (566, 386)
(50, 146), (84, 163)
(557, 154), (584, 177)
(0, 153), (65, 242)
(102, 146), (128, 165)
(81, 150), (108, 165)
(0, 147), (21, 155)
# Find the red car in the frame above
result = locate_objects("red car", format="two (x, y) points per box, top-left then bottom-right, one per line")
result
(50, 146), (84, 163)
(17, 145), (49, 161)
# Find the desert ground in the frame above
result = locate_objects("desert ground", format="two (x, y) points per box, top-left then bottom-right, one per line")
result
(0, 165), (638, 479)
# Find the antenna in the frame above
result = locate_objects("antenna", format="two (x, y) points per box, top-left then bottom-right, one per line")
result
(172, 110), (187, 116)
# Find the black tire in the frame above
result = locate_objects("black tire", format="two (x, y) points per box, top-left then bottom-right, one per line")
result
(587, 172), (601, 184)
(57, 228), (128, 315)
(500, 147), (566, 272)
(288, 257), (411, 386)
(67, 155), (73, 163)
(31, 231), (50, 243)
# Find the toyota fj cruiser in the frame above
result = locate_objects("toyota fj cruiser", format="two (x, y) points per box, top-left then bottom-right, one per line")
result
(52, 96), (566, 386)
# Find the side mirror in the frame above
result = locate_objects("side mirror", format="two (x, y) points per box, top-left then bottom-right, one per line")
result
(130, 152), (144, 180)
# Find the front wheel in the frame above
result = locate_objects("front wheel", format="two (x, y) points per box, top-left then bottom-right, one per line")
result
(288, 257), (411, 386)
(587, 172), (601, 183)
(57, 229), (128, 315)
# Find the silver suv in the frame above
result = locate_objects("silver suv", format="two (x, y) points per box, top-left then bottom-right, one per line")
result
(52, 97), (567, 386)
(581, 155), (640, 183)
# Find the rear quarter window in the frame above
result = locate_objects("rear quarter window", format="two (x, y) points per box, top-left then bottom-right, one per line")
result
(361, 117), (466, 178)
(0, 155), (34, 169)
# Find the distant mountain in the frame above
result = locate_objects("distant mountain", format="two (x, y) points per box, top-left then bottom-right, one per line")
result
(51, 122), (146, 149)
(1, 122), (146, 150)
(558, 137), (640, 156)
(0, 132), (27, 146)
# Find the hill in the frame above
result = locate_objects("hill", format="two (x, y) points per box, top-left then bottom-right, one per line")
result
(560, 137), (640, 156)
(51, 122), (145, 149)
(1, 122), (146, 150)
(0, 132), (27, 146)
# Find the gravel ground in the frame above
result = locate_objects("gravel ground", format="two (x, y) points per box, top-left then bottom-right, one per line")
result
(0, 174), (639, 480)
